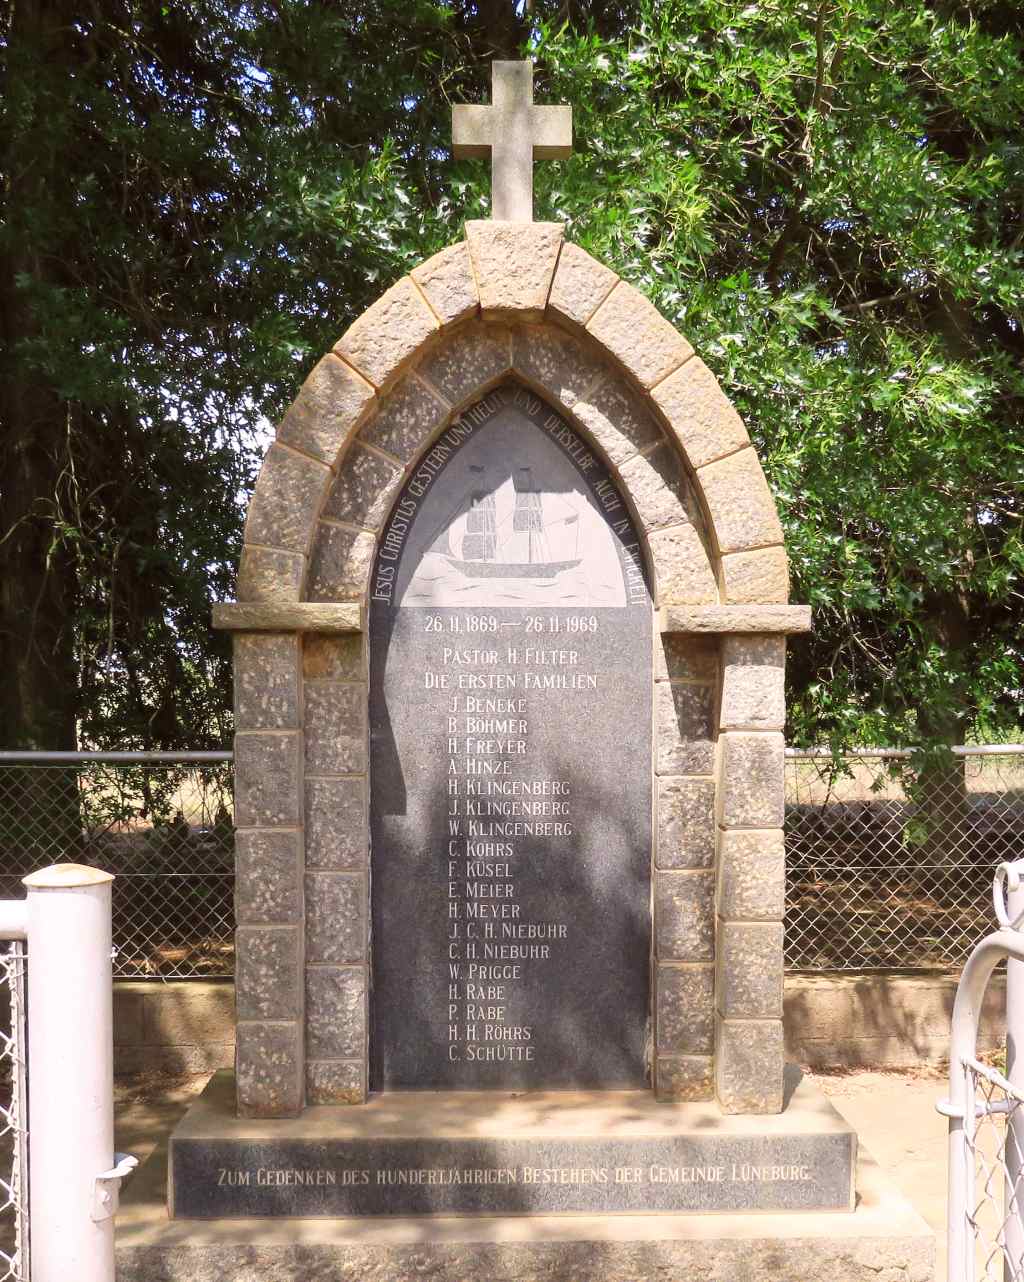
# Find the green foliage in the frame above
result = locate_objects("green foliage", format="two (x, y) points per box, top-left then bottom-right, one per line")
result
(1, 0), (1021, 752)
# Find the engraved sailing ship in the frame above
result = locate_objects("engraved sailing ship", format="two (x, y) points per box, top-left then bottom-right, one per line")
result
(426, 466), (581, 579)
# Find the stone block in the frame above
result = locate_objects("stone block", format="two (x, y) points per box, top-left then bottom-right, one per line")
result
(411, 242), (479, 326)
(655, 871), (714, 961)
(113, 986), (145, 1046)
(243, 444), (330, 557)
(511, 324), (606, 407)
(719, 732), (785, 829)
(304, 683), (366, 775)
(306, 965), (366, 1060)
(320, 444), (402, 531)
(138, 982), (234, 1048)
(547, 241), (619, 329)
(334, 276), (440, 391)
(236, 927), (302, 1021)
(570, 377), (662, 465)
(656, 963), (714, 1054)
(716, 1015), (784, 1114)
(586, 281), (693, 389)
(419, 323), (511, 408)
(722, 545), (790, 604)
(719, 635), (786, 731)
(465, 221), (563, 321)
(662, 603), (810, 634)
(717, 922), (784, 1019)
(235, 829), (303, 924)
(655, 1055), (714, 1102)
(718, 829), (786, 922)
(654, 634), (718, 683)
(233, 732), (301, 828)
(359, 373), (449, 462)
(305, 873), (366, 964)
(656, 777), (716, 869)
(647, 524), (718, 605)
(303, 634), (363, 682)
(233, 633), (300, 731)
(236, 1021), (303, 1118)
(305, 776), (367, 870)
(276, 353), (375, 467)
(655, 680), (715, 776)
(235, 546), (304, 604)
(651, 357), (749, 469)
(619, 445), (695, 531)
(306, 522), (375, 601)
(696, 447), (784, 555)
(306, 1059), (366, 1105)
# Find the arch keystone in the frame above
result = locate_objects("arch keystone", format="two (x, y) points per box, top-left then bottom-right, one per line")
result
(464, 221), (563, 320)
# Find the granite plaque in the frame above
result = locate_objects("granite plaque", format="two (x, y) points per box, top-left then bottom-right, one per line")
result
(368, 383), (652, 1090)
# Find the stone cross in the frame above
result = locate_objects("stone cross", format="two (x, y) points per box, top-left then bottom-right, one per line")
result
(452, 61), (572, 222)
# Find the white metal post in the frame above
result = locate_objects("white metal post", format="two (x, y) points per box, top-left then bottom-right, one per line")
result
(23, 864), (118, 1282)
(1003, 863), (1024, 1282)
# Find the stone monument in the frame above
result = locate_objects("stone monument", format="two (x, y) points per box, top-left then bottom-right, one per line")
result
(119, 59), (934, 1281)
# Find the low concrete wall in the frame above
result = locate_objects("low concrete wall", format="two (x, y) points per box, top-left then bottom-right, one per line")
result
(113, 973), (1007, 1076)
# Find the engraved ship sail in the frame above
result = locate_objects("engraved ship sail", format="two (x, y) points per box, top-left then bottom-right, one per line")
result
(427, 467), (581, 579)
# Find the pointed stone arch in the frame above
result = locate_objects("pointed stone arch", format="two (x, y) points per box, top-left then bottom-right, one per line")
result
(218, 223), (810, 1120)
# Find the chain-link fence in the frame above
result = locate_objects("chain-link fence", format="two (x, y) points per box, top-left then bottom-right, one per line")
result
(786, 747), (1024, 971)
(958, 1055), (1024, 1282)
(0, 944), (27, 1281)
(1, 747), (1022, 978)
(0, 754), (233, 980)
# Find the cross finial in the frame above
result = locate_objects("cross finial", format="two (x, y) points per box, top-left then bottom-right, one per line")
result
(452, 61), (572, 222)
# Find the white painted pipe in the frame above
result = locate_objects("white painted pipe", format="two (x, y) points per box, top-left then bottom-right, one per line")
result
(24, 864), (116, 1282)
(1003, 862), (1024, 1282)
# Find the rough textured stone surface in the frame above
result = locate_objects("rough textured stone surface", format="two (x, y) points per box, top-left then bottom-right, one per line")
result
(306, 966), (366, 1060)
(717, 1016), (785, 1114)
(234, 830), (302, 925)
(719, 732), (786, 829)
(465, 221), (563, 320)
(655, 680), (715, 776)
(320, 444), (402, 530)
(276, 353), (375, 467)
(214, 602), (361, 633)
(235, 928), (302, 1021)
(656, 777), (716, 869)
(235, 546), (304, 604)
(305, 873), (365, 964)
(718, 829), (786, 922)
(410, 242), (478, 326)
(655, 1054), (714, 1102)
(236, 1021), (303, 1118)
(547, 241), (619, 329)
(243, 445), (330, 557)
(720, 635), (786, 731)
(305, 1059), (365, 1106)
(697, 447), (784, 555)
(654, 634), (718, 683)
(571, 377), (662, 465)
(511, 324), (606, 406)
(418, 322), (511, 407)
(718, 922), (785, 1019)
(722, 545), (790, 604)
(233, 634), (299, 731)
(306, 523), (375, 602)
(359, 373), (449, 462)
(657, 963), (714, 1054)
(662, 604), (811, 634)
(648, 524), (718, 605)
(652, 357), (749, 469)
(620, 445), (696, 531)
(587, 281), (693, 389)
(334, 276), (440, 390)
(233, 733), (301, 828)
(303, 634), (363, 681)
(304, 683), (366, 775)
(304, 776), (367, 871)
(655, 871), (715, 961)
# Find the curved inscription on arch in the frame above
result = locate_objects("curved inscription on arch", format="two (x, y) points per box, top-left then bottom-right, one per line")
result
(369, 382), (652, 1090)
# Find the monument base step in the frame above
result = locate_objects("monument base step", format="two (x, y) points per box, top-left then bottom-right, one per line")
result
(167, 1069), (856, 1218)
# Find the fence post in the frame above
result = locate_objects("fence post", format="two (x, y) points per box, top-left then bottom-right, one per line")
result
(1003, 863), (1024, 1282)
(23, 864), (118, 1282)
